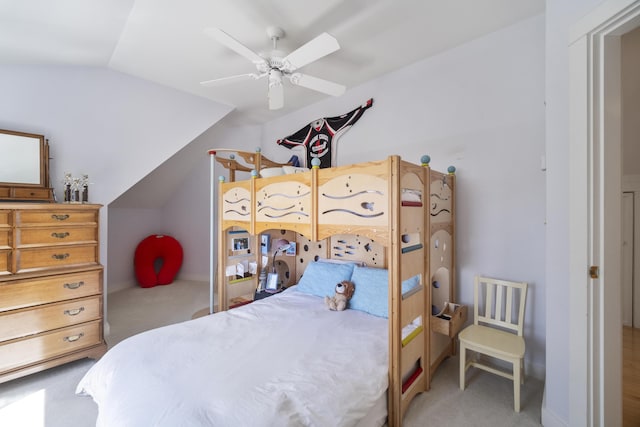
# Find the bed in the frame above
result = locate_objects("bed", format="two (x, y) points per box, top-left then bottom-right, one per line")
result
(76, 287), (389, 427)
(77, 153), (458, 426)
(212, 153), (458, 425)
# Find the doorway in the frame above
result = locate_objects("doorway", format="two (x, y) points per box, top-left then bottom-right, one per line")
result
(622, 189), (639, 426)
(621, 23), (640, 426)
(569, 1), (640, 425)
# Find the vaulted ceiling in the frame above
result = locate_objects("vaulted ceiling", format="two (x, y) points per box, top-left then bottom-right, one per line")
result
(0, 0), (544, 125)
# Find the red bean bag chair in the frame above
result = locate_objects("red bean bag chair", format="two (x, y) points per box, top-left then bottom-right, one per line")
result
(134, 234), (183, 288)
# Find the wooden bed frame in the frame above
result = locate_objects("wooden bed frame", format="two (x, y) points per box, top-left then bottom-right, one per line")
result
(209, 150), (459, 426)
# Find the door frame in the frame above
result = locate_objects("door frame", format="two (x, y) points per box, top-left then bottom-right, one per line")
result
(569, 1), (640, 425)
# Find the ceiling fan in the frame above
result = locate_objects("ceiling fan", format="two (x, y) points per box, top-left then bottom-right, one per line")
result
(200, 26), (346, 110)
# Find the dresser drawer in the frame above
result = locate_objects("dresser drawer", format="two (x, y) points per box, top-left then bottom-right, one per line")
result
(16, 244), (98, 272)
(16, 226), (97, 247)
(0, 228), (10, 249)
(0, 211), (10, 226)
(0, 269), (101, 311)
(0, 250), (10, 275)
(12, 188), (52, 200)
(0, 296), (101, 342)
(16, 210), (97, 226)
(0, 320), (102, 374)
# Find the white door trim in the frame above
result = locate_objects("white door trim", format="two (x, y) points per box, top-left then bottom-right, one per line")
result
(569, 1), (640, 425)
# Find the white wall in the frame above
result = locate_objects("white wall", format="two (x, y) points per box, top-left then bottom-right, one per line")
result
(161, 122), (263, 283)
(544, 0), (605, 425)
(0, 65), (232, 291)
(0, 66), (231, 206)
(107, 208), (163, 293)
(263, 14), (546, 377)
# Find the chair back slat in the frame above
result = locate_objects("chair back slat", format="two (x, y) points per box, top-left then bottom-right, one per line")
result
(484, 282), (493, 320)
(517, 283), (527, 332)
(474, 276), (527, 336)
(495, 284), (504, 321)
(505, 286), (513, 324)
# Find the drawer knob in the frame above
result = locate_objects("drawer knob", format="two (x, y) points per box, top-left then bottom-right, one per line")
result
(51, 214), (70, 221)
(52, 253), (70, 260)
(51, 232), (70, 239)
(64, 307), (85, 316)
(64, 281), (85, 289)
(63, 333), (84, 343)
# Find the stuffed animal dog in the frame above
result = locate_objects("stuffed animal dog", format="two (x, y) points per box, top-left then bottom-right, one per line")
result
(324, 280), (356, 311)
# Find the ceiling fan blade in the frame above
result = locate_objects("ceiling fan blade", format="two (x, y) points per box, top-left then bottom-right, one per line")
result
(282, 33), (340, 72)
(268, 69), (284, 110)
(200, 73), (262, 87)
(203, 27), (267, 66)
(289, 73), (346, 97)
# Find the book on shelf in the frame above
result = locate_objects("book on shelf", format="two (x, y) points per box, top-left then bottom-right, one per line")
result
(229, 295), (253, 309)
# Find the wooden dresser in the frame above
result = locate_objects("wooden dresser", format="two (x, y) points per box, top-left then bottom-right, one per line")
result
(0, 203), (106, 383)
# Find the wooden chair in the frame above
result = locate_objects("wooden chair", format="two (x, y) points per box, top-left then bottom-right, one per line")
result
(459, 275), (528, 412)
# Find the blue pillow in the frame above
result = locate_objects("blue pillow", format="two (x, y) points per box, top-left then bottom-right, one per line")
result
(349, 268), (422, 318)
(297, 261), (355, 298)
(349, 266), (389, 318)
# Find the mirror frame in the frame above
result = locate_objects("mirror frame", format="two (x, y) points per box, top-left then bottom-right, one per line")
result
(0, 129), (53, 202)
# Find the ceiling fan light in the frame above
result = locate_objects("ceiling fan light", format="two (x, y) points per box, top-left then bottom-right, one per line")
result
(269, 69), (283, 87)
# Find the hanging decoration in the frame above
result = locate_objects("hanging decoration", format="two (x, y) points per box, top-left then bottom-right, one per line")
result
(276, 98), (373, 168)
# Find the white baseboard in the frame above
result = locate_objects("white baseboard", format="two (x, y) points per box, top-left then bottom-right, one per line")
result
(528, 361), (545, 382)
(105, 276), (209, 294)
(179, 274), (210, 283)
(541, 386), (568, 427)
(106, 280), (137, 294)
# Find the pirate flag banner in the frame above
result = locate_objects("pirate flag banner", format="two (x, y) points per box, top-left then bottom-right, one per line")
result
(276, 98), (373, 169)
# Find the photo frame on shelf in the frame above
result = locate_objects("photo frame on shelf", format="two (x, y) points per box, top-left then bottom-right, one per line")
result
(230, 235), (250, 256)
(260, 234), (270, 255)
(285, 242), (296, 256)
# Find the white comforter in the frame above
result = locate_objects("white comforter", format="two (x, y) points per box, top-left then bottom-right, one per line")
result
(77, 287), (389, 427)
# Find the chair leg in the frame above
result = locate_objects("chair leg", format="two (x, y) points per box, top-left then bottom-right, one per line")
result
(521, 358), (525, 385)
(459, 342), (466, 390)
(513, 358), (521, 412)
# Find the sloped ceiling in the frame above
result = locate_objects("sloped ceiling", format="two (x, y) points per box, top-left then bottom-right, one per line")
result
(0, 0), (544, 125)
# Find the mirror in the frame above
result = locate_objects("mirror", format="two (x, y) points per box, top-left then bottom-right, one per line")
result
(0, 129), (53, 202)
